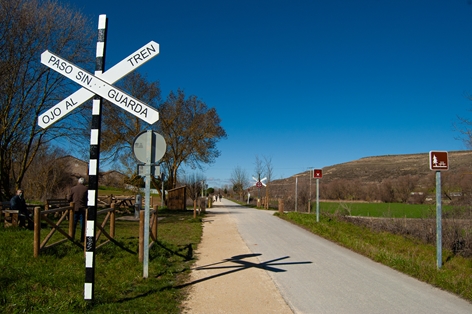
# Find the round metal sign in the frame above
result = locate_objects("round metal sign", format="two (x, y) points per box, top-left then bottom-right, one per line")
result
(133, 131), (166, 163)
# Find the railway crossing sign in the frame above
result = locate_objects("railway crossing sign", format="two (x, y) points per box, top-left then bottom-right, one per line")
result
(38, 14), (161, 302)
(38, 41), (159, 128)
(40, 50), (159, 125)
(252, 176), (267, 188)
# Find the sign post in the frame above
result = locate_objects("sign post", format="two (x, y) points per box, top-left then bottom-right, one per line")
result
(252, 176), (266, 206)
(429, 151), (449, 269)
(133, 131), (166, 278)
(313, 169), (322, 222)
(38, 15), (161, 301)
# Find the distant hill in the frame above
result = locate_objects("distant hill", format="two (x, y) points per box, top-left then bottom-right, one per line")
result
(266, 150), (472, 196)
(317, 150), (472, 184)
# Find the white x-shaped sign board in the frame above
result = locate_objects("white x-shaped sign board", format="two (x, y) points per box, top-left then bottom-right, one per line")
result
(252, 176), (267, 187)
(38, 41), (160, 128)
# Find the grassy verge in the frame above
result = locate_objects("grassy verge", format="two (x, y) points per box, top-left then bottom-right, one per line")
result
(313, 201), (453, 218)
(0, 209), (202, 313)
(276, 212), (472, 302)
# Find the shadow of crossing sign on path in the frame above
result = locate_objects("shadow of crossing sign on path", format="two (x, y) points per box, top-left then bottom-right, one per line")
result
(179, 253), (312, 288)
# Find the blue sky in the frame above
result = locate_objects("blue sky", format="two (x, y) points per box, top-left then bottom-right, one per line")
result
(60, 0), (472, 187)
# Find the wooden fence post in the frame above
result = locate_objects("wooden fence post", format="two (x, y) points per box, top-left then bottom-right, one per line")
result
(110, 203), (115, 239)
(69, 202), (75, 239)
(33, 207), (41, 257)
(278, 199), (284, 213)
(152, 205), (158, 240)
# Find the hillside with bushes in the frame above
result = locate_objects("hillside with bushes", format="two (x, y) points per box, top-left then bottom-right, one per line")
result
(263, 151), (472, 208)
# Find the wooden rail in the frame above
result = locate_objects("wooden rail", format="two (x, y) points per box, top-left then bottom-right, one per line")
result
(33, 203), (117, 257)
(44, 198), (69, 209)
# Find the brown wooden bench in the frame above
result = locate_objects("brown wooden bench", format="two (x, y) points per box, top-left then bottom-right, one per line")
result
(45, 198), (70, 209)
(1, 201), (35, 227)
(1, 201), (18, 226)
(113, 195), (135, 208)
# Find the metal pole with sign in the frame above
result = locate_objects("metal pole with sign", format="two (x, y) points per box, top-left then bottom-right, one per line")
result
(429, 151), (448, 269)
(435, 171), (442, 269)
(314, 169), (322, 222)
(133, 131), (166, 278)
(316, 178), (320, 222)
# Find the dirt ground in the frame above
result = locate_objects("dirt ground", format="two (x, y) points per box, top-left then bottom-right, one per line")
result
(181, 200), (293, 313)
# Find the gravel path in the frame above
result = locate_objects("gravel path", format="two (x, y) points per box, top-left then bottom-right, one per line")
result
(181, 198), (293, 313)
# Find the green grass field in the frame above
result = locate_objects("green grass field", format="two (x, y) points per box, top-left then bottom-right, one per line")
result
(312, 201), (449, 218)
(0, 209), (202, 313)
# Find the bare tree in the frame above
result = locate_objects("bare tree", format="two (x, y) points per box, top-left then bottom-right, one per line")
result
(99, 72), (161, 167)
(230, 166), (249, 201)
(0, 0), (94, 199)
(263, 155), (274, 209)
(179, 172), (206, 201)
(21, 145), (72, 200)
(379, 179), (396, 203)
(254, 155), (264, 181)
(393, 175), (418, 203)
(157, 89), (227, 189)
(454, 113), (472, 148)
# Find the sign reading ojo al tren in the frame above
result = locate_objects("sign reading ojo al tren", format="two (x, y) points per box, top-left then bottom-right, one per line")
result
(38, 42), (160, 128)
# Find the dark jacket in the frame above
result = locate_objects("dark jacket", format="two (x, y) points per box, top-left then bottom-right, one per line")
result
(68, 184), (88, 211)
(10, 195), (27, 215)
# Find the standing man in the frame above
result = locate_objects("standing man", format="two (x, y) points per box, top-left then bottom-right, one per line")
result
(10, 189), (29, 228)
(68, 177), (88, 242)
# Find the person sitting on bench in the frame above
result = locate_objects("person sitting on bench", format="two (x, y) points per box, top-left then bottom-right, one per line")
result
(10, 189), (30, 228)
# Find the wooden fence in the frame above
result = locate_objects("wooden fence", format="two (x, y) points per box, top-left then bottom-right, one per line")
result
(33, 203), (117, 257)
(3, 199), (157, 259)
(167, 186), (186, 210)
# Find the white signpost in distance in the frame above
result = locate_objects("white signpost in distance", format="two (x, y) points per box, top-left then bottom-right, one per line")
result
(40, 50), (159, 125)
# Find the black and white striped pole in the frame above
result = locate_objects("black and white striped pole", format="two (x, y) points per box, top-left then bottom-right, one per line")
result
(84, 14), (108, 301)
(38, 13), (161, 302)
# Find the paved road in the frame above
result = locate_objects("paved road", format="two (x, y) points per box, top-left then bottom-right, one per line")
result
(219, 199), (472, 314)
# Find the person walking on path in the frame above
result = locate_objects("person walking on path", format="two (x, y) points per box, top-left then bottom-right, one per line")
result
(10, 189), (30, 228)
(68, 177), (88, 241)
